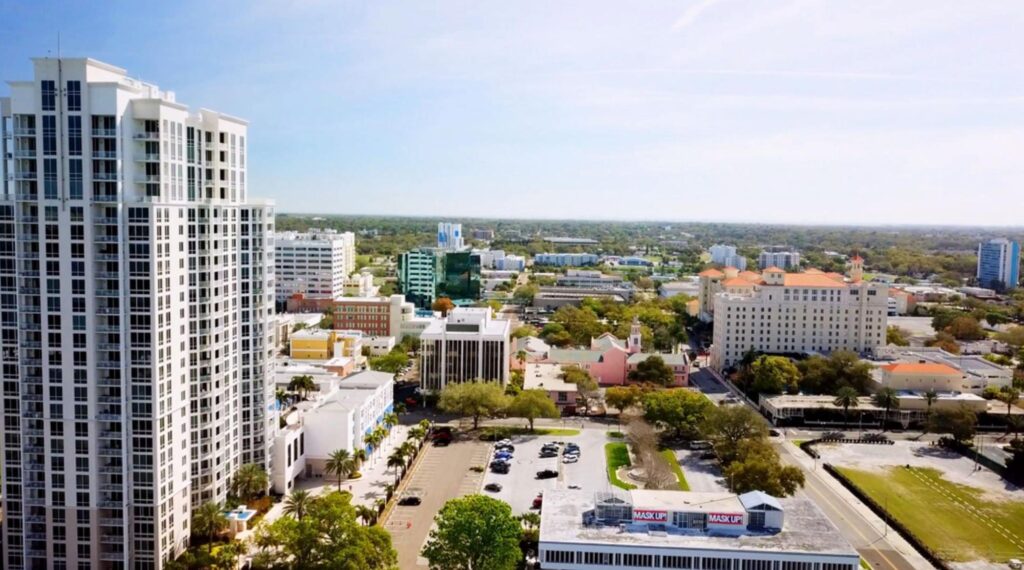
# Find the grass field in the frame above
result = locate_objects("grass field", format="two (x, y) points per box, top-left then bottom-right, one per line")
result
(837, 466), (1024, 563)
(605, 442), (637, 490)
(660, 449), (690, 491)
(480, 426), (581, 439)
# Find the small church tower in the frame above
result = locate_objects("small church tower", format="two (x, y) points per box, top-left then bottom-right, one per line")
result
(627, 316), (642, 354)
(849, 254), (864, 282)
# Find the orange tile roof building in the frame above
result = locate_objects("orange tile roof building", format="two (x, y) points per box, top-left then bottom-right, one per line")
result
(709, 258), (888, 370)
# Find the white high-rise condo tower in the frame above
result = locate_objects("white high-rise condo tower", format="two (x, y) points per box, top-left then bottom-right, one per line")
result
(0, 57), (276, 569)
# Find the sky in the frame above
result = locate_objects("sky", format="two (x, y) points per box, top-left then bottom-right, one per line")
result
(1, 0), (1023, 226)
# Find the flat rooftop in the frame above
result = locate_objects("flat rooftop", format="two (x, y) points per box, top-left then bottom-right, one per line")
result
(524, 363), (577, 393)
(540, 490), (857, 556)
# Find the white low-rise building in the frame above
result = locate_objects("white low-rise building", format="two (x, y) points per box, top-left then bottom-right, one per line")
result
(271, 370), (394, 491)
(871, 346), (1013, 394)
(275, 228), (356, 301)
(540, 489), (859, 570)
(711, 260), (888, 370)
(420, 308), (511, 391)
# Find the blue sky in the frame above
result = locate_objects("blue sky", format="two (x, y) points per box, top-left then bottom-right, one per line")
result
(2, 1), (1023, 225)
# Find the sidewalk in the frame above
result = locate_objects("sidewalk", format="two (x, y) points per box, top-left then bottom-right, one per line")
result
(782, 437), (934, 569)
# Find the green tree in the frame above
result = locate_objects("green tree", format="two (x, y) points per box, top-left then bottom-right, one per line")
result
(507, 389), (559, 431)
(551, 305), (608, 346)
(702, 405), (769, 465)
(515, 349), (528, 369)
(627, 355), (675, 386)
(872, 387), (900, 431)
(641, 388), (713, 439)
(998, 387), (1021, 434)
(369, 349), (410, 375)
(289, 374), (318, 401)
(746, 355), (800, 396)
(283, 490), (314, 521)
(929, 406), (978, 444)
(438, 381), (510, 429)
(562, 367), (599, 414)
(996, 326), (1024, 348)
(511, 324), (538, 339)
(944, 315), (986, 341)
(275, 388), (290, 409)
(722, 440), (804, 496)
(605, 385), (645, 413)
(886, 326), (910, 346)
(512, 283), (539, 304)
(325, 449), (353, 491)
(922, 389), (938, 432)
(797, 351), (873, 395)
(387, 450), (406, 486)
(231, 463), (268, 501)
(421, 495), (522, 570)
(833, 387), (860, 425)
(191, 502), (228, 552)
(252, 491), (397, 569)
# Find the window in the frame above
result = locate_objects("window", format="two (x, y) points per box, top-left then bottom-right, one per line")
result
(68, 115), (82, 155)
(43, 115), (57, 155)
(42, 80), (56, 111)
(69, 159), (82, 199)
(67, 80), (81, 111)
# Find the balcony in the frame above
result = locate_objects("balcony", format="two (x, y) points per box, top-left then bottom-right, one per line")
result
(92, 128), (117, 138)
(95, 360), (121, 370)
(91, 193), (120, 203)
(95, 289), (120, 297)
(92, 149), (117, 159)
(15, 192), (39, 201)
(15, 171), (37, 181)
(136, 153), (159, 162)
(93, 172), (119, 181)
(99, 465), (123, 474)
(95, 306), (121, 315)
(93, 217), (119, 226)
(13, 149), (35, 158)
(97, 446), (123, 457)
(94, 234), (120, 243)
(95, 412), (122, 421)
(133, 132), (159, 141)
(14, 127), (36, 136)
(137, 174), (161, 183)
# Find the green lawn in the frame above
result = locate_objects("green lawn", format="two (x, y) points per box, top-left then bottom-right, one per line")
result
(837, 466), (1024, 563)
(607, 431), (625, 439)
(480, 426), (581, 440)
(534, 428), (581, 436)
(605, 443), (637, 490)
(660, 449), (690, 491)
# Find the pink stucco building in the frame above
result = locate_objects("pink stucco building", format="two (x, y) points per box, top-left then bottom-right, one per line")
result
(542, 318), (689, 387)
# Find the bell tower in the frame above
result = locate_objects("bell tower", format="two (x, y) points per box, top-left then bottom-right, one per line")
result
(628, 316), (642, 354)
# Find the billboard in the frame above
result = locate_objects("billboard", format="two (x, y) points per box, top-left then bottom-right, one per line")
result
(708, 512), (745, 526)
(632, 509), (668, 523)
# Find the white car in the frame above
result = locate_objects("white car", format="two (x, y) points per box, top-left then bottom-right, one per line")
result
(562, 455), (578, 464)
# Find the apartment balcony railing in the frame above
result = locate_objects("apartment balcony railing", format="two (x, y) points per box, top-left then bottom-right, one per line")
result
(92, 149), (117, 159)
(136, 153), (160, 162)
(133, 132), (159, 140)
(93, 172), (119, 181)
(92, 128), (117, 137)
(14, 127), (36, 136)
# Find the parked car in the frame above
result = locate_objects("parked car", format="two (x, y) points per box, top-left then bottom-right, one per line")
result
(689, 441), (712, 450)
(699, 450), (717, 460)
(768, 429), (781, 437)
(398, 492), (422, 506)
(535, 469), (558, 479)
(562, 455), (578, 464)
(484, 483), (503, 492)
(495, 443), (515, 452)
(539, 450), (558, 458)
(493, 451), (513, 460)
(491, 463), (510, 474)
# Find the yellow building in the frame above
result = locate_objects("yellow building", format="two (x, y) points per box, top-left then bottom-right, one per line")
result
(880, 362), (964, 392)
(289, 329), (337, 360)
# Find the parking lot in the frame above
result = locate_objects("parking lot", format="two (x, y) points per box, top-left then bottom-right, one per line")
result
(479, 428), (610, 515)
(673, 448), (729, 492)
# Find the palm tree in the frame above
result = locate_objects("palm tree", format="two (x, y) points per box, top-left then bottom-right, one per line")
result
(373, 425), (389, 459)
(282, 490), (313, 521)
(872, 387), (900, 431)
(519, 511), (541, 531)
(231, 463), (268, 502)
(374, 497), (386, 515)
(275, 388), (290, 410)
(1000, 388), (1021, 435)
(833, 387), (860, 427)
(288, 374), (317, 401)
(352, 448), (368, 472)
(384, 482), (396, 501)
(399, 440), (416, 463)
(191, 502), (228, 552)
(363, 432), (379, 465)
(516, 349), (528, 369)
(387, 450), (406, 485)
(383, 412), (399, 444)
(355, 504), (377, 526)
(325, 449), (352, 491)
(418, 419), (431, 433)
(408, 426), (426, 443)
(394, 402), (407, 415)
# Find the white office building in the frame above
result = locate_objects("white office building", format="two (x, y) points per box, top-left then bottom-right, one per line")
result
(0, 57), (276, 568)
(710, 261), (888, 370)
(535, 252), (599, 267)
(437, 221), (464, 251)
(420, 308), (511, 391)
(758, 249), (801, 270)
(540, 490), (860, 570)
(709, 244), (747, 270)
(274, 228), (356, 301)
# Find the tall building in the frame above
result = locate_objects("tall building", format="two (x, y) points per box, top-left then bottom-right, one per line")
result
(758, 248), (801, 270)
(0, 57), (275, 569)
(436, 221), (464, 251)
(274, 228), (356, 301)
(708, 244), (747, 270)
(710, 266), (888, 370)
(976, 238), (1020, 291)
(397, 247), (442, 308)
(420, 308), (511, 391)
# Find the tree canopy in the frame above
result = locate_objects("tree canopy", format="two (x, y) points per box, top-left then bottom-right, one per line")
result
(628, 355), (675, 386)
(437, 382), (509, 429)
(641, 389), (713, 439)
(421, 495), (522, 570)
(506, 389), (559, 430)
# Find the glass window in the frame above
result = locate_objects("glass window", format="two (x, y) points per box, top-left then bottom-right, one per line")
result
(43, 115), (57, 155)
(69, 159), (82, 199)
(41, 80), (56, 111)
(68, 115), (82, 156)
(67, 80), (81, 111)
(44, 158), (58, 199)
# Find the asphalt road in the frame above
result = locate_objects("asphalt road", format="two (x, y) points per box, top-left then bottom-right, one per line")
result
(694, 367), (926, 570)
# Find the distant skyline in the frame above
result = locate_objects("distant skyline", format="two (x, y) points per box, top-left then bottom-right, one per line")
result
(2, 1), (1022, 226)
